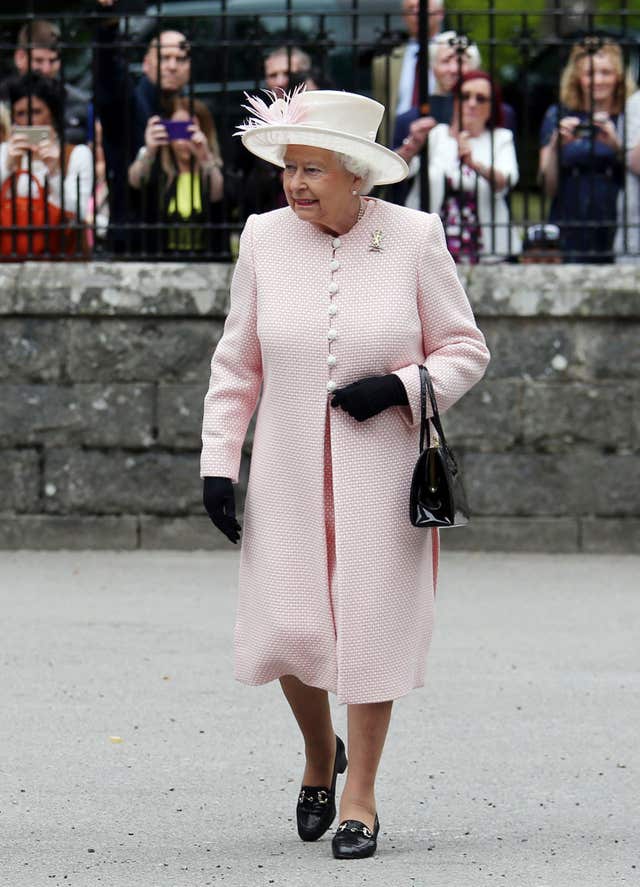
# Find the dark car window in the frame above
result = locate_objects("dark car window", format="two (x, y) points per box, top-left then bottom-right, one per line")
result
(144, 0), (404, 97)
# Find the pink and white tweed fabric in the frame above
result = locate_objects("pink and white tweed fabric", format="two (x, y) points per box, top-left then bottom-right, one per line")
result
(201, 199), (490, 704)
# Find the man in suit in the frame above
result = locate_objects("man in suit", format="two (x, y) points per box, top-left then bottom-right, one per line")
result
(233, 46), (312, 222)
(264, 46), (311, 92)
(372, 0), (445, 146)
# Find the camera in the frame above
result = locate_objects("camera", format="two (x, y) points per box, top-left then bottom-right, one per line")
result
(574, 122), (597, 140)
(521, 224), (562, 264)
(526, 224), (560, 246)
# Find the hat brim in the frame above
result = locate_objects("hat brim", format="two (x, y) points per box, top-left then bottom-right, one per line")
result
(240, 124), (408, 186)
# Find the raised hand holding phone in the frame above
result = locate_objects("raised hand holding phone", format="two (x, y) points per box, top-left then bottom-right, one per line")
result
(144, 115), (169, 155)
(35, 135), (61, 176)
(6, 130), (31, 172)
(188, 121), (214, 165)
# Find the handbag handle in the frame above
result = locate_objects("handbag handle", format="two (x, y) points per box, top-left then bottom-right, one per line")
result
(0, 169), (46, 201)
(418, 364), (451, 456)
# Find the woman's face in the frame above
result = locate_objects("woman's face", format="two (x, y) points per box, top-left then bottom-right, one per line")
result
(577, 53), (619, 107)
(282, 145), (360, 230)
(456, 77), (492, 133)
(12, 95), (53, 128)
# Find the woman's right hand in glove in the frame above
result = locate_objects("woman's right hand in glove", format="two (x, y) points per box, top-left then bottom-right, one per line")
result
(203, 477), (241, 544)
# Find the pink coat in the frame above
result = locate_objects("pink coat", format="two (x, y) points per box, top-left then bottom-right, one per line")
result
(201, 199), (490, 704)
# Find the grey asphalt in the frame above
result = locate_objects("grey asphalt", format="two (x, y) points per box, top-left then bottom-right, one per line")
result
(1, 550), (638, 887)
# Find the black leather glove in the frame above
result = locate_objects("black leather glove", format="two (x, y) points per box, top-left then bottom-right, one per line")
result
(203, 477), (241, 544)
(331, 374), (409, 422)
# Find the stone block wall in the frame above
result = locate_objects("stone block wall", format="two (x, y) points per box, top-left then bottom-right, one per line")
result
(0, 261), (638, 552)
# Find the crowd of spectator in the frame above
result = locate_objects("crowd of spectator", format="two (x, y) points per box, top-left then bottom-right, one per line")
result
(0, 0), (639, 265)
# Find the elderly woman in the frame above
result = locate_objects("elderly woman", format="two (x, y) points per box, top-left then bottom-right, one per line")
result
(539, 40), (636, 262)
(403, 71), (521, 262)
(200, 88), (489, 859)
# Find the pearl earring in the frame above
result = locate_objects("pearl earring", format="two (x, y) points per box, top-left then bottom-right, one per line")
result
(352, 189), (359, 196)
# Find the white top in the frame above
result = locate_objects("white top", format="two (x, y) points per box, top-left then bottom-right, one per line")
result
(615, 92), (640, 263)
(406, 124), (522, 258)
(0, 142), (93, 221)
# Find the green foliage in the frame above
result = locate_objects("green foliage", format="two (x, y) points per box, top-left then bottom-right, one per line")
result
(445, 0), (547, 78)
(445, 2), (640, 81)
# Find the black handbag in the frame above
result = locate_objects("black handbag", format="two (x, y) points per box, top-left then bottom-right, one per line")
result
(409, 365), (470, 528)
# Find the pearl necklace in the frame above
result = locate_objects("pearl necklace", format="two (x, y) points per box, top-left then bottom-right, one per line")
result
(356, 198), (366, 223)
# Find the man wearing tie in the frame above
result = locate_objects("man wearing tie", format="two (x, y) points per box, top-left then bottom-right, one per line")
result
(372, 0), (445, 145)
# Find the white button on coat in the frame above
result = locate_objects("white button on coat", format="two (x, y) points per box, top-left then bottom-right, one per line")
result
(330, 259), (340, 271)
(332, 237), (341, 249)
(326, 380), (337, 393)
(327, 328), (337, 340)
(329, 282), (339, 294)
(327, 355), (337, 367)
(328, 304), (338, 316)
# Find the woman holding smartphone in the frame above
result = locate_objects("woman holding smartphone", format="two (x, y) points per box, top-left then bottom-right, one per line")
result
(0, 72), (93, 256)
(128, 97), (226, 256)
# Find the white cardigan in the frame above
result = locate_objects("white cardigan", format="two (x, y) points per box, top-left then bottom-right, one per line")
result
(406, 124), (522, 258)
(615, 92), (640, 263)
(0, 142), (93, 221)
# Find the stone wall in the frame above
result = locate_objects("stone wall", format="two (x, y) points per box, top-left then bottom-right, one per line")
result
(1, 261), (638, 552)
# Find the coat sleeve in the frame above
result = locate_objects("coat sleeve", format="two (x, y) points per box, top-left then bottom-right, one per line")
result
(392, 212), (490, 426)
(200, 214), (263, 481)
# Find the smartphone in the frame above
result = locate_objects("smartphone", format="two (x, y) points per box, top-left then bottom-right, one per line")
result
(160, 120), (192, 141)
(13, 125), (50, 145)
(417, 96), (453, 125)
(526, 223), (560, 245)
(428, 95), (453, 125)
(574, 123), (597, 139)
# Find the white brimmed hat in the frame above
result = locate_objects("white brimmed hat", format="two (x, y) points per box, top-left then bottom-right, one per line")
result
(237, 88), (408, 186)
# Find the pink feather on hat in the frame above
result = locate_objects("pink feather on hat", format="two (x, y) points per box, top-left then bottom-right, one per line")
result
(235, 84), (308, 134)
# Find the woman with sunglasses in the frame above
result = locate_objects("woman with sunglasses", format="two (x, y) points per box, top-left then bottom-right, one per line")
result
(403, 70), (520, 262)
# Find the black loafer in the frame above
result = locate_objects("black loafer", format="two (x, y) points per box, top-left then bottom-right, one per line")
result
(296, 735), (347, 841)
(331, 814), (380, 859)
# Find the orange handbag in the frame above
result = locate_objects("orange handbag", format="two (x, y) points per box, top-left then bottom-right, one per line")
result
(0, 160), (83, 259)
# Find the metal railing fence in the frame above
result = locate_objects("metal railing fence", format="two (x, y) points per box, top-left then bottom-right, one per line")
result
(0, 2), (638, 263)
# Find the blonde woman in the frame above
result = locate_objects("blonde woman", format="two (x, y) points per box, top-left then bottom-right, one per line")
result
(539, 40), (636, 262)
(128, 97), (226, 254)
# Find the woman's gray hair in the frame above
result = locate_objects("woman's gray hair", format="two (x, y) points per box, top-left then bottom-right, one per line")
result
(338, 154), (375, 195)
(429, 30), (482, 70)
(275, 144), (374, 194)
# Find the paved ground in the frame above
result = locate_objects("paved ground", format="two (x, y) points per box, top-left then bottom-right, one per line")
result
(0, 550), (638, 887)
